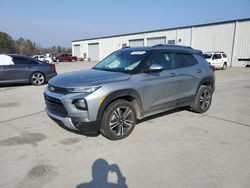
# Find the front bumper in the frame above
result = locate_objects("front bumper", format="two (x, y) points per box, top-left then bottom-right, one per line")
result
(46, 107), (77, 130)
(46, 108), (100, 133)
(44, 86), (101, 133)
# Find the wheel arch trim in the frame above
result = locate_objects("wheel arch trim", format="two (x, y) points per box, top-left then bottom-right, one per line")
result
(96, 89), (143, 121)
(197, 76), (215, 94)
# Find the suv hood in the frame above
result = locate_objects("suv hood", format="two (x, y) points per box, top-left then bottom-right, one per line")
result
(49, 69), (130, 88)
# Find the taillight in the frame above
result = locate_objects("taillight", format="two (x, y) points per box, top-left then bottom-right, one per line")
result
(50, 65), (56, 71)
(210, 65), (215, 72)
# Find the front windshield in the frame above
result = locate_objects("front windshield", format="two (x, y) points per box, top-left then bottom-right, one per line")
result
(203, 54), (212, 59)
(93, 50), (148, 73)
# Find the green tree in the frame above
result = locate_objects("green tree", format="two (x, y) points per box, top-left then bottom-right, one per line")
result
(15, 37), (25, 54)
(0, 31), (16, 53)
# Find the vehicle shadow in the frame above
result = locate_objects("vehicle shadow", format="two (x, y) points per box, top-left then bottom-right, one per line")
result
(76, 158), (128, 188)
(137, 106), (190, 125)
(0, 83), (31, 88)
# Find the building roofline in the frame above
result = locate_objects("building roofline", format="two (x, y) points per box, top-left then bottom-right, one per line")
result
(72, 17), (250, 43)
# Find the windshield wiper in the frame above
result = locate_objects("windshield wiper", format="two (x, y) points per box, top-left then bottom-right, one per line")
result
(93, 67), (114, 72)
(93, 67), (128, 73)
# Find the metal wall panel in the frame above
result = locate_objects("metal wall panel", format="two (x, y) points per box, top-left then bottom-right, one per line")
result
(147, 37), (166, 46)
(177, 28), (192, 46)
(88, 43), (99, 61)
(192, 23), (235, 66)
(232, 21), (250, 67)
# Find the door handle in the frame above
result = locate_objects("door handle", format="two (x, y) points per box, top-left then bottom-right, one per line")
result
(169, 73), (176, 77)
(197, 69), (202, 73)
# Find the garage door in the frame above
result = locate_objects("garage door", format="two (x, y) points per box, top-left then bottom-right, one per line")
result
(147, 37), (166, 46)
(129, 39), (144, 47)
(88, 43), (99, 61)
(73, 45), (80, 58)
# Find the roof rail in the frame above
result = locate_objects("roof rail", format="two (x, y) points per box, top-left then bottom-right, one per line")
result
(204, 51), (225, 53)
(122, 46), (130, 49)
(152, 44), (192, 49)
(152, 44), (165, 47)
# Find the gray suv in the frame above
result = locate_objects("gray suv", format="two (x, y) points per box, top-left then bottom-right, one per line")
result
(44, 45), (215, 140)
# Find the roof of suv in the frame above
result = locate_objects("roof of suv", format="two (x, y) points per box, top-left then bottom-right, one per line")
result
(119, 44), (202, 54)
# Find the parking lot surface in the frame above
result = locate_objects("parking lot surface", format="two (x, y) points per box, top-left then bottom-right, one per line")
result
(0, 62), (250, 188)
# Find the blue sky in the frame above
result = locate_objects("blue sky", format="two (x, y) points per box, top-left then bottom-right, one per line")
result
(0, 0), (249, 47)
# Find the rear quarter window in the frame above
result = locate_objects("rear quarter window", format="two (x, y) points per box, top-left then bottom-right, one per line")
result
(173, 53), (198, 68)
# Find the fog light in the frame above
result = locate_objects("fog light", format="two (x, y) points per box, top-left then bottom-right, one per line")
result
(72, 99), (87, 110)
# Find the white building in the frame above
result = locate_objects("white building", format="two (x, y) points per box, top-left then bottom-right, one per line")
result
(72, 18), (250, 67)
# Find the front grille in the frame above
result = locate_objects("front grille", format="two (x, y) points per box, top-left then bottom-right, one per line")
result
(44, 94), (68, 117)
(48, 84), (68, 94)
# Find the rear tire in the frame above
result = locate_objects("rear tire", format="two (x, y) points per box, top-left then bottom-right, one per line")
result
(30, 72), (45, 86)
(191, 85), (212, 113)
(100, 99), (137, 140)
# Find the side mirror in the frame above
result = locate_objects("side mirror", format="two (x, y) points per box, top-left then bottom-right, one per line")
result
(146, 64), (164, 73)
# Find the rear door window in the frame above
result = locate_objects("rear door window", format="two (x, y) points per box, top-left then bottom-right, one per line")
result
(12, 57), (29, 65)
(173, 53), (197, 68)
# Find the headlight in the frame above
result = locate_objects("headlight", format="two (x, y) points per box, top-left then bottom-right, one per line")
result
(68, 86), (101, 93)
(72, 99), (87, 110)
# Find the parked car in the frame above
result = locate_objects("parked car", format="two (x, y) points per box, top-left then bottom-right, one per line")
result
(0, 54), (57, 85)
(203, 52), (227, 70)
(44, 45), (215, 140)
(32, 55), (53, 64)
(54, 54), (77, 62)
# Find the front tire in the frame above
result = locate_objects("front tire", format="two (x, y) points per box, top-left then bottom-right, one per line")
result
(100, 100), (137, 140)
(30, 72), (45, 86)
(191, 85), (212, 113)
